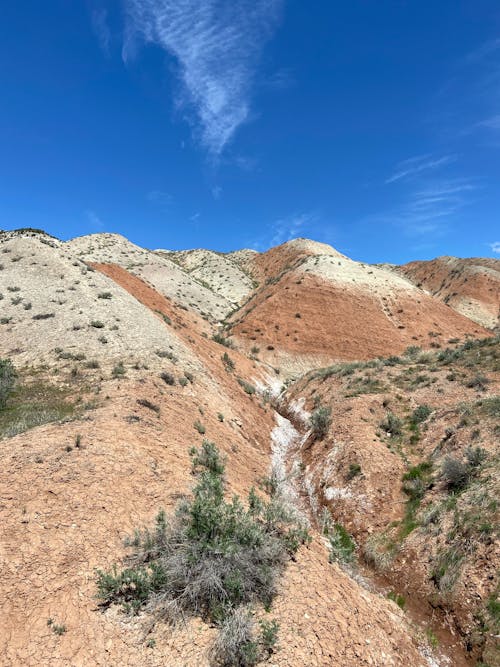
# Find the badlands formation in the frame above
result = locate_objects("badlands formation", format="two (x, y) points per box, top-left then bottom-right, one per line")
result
(0, 228), (498, 667)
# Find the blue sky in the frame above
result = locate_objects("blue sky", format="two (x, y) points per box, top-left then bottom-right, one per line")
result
(0, 1), (499, 263)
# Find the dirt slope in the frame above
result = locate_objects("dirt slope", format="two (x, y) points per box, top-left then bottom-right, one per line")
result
(229, 249), (491, 375)
(0, 232), (190, 369)
(284, 338), (499, 665)
(0, 257), (436, 667)
(66, 233), (233, 321)
(1, 230), (498, 667)
(159, 248), (256, 304)
(397, 257), (500, 330)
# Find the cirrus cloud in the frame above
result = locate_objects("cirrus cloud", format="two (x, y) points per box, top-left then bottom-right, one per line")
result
(122, 0), (283, 156)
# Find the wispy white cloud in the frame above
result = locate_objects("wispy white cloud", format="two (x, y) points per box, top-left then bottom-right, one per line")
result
(211, 185), (222, 200)
(464, 38), (500, 64)
(366, 179), (476, 237)
(91, 9), (111, 55)
(122, 0), (283, 155)
(477, 114), (500, 131)
(268, 212), (316, 247)
(490, 241), (500, 253)
(262, 67), (295, 91)
(385, 154), (457, 184)
(86, 210), (105, 230)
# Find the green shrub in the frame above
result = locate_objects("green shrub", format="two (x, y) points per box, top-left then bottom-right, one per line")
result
(466, 374), (489, 391)
(387, 591), (406, 609)
(310, 406), (331, 438)
(346, 463), (362, 480)
(194, 419), (206, 434)
(32, 313), (55, 320)
(380, 412), (403, 437)
(222, 352), (235, 372)
(260, 618), (279, 656)
(96, 442), (308, 662)
(328, 523), (356, 564)
(98, 292), (112, 299)
(465, 446), (487, 469)
(213, 333), (234, 348)
(410, 404), (432, 425)
(90, 320), (104, 328)
(112, 363), (125, 378)
(160, 371), (175, 385)
(137, 398), (160, 414)
(238, 378), (255, 395)
(210, 608), (259, 666)
(441, 457), (469, 492)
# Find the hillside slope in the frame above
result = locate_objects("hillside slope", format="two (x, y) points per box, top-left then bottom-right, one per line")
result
(284, 338), (499, 666)
(66, 233), (233, 321)
(396, 257), (500, 330)
(0, 229), (497, 667)
(229, 242), (491, 375)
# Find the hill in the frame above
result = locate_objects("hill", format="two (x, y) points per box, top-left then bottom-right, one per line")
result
(0, 228), (497, 666)
(396, 256), (500, 331)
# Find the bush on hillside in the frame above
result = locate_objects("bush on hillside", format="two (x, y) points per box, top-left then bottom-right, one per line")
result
(441, 457), (469, 492)
(96, 440), (309, 664)
(310, 406), (331, 438)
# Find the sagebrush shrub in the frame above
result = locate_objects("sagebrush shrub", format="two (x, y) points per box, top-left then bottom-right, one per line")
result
(441, 457), (469, 492)
(310, 406), (331, 438)
(96, 441), (309, 664)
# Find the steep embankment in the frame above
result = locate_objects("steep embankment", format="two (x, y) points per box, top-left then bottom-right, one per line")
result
(283, 338), (500, 666)
(397, 257), (500, 330)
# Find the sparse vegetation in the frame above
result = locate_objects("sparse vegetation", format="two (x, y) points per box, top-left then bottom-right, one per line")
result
(379, 412), (403, 437)
(160, 371), (176, 385)
(0, 373), (83, 438)
(112, 362), (126, 378)
(328, 523), (356, 564)
(222, 352), (235, 372)
(136, 398), (160, 414)
(96, 442), (308, 663)
(387, 591), (406, 609)
(212, 333), (235, 348)
(309, 406), (331, 438)
(0, 358), (16, 408)
(441, 457), (469, 492)
(346, 463), (362, 480)
(238, 378), (256, 395)
(194, 419), (206, 434)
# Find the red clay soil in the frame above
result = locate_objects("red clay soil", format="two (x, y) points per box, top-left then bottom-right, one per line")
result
(91, 262), (272, 403)
(399, 257), (500, 330)
(230, 271), (491, 366)
(247, 240), (340, 284)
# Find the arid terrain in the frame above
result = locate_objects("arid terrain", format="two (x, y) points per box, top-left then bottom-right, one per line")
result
(0, 228), (498, 667)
